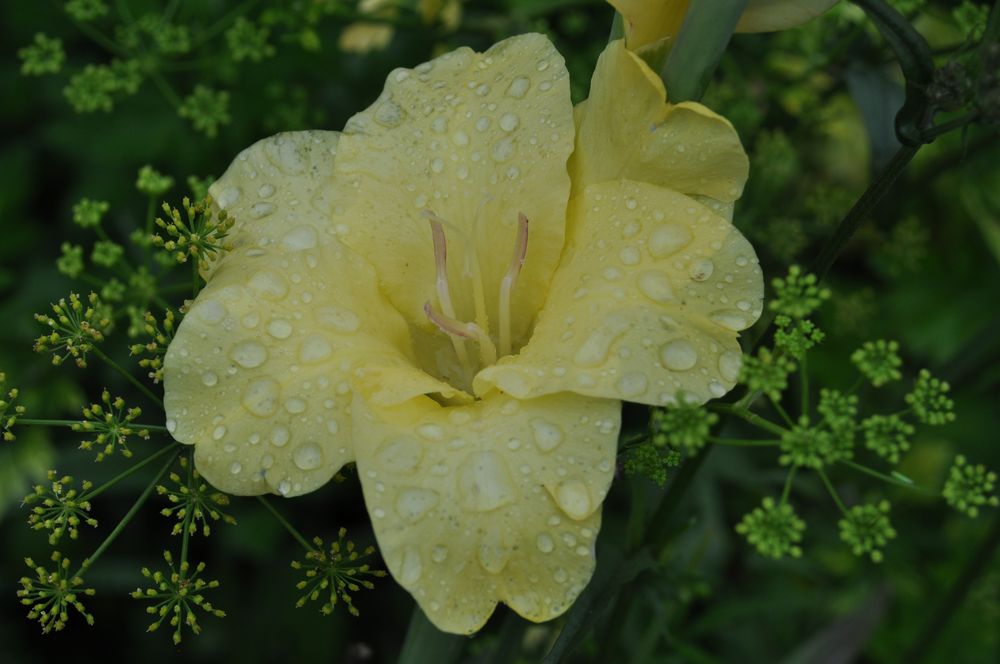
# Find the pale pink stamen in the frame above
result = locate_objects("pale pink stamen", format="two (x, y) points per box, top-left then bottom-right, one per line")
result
(498, 212), (530, 357)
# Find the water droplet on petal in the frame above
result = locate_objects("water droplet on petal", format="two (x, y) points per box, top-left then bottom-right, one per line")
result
(230, 341), (268, 368)
(660, 339), (698, 371)
(689, 258), (715, 281)
(242, 379), (280, 417)
(710, 310), (748, 331)
(530, 419), (563, 453)
(293, 442), (323, 470)
(374, 437), (424, 474)
(194, 300), (226, 324)
(637, 271), (674, 302)
(271, 425), (290, 447)
(649, 223), (693, 258)
(399, 547), (423, 584)
(536, 533), (555, 553)
(499, 113), (519, 132)
(395, 488), (440, 522)
(249, 271), (288, 300)
(554, 480), (592, 520)
(506, 76), (530, 98)
(212, 425), (227, 441)
(282, 226), (318, 250)
(298, 336), (332, 364)
(267, 318), (293, 339)
(457, 451), (516, 512)
(284, 398), (306, 414)
(201, 371), (218, 387)
(315, 306), (360, 333)
(617, 372), (648, 397)
(718, 351), (742, 382)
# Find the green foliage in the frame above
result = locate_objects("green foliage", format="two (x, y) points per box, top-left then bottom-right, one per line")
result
(739, 347), (795, 402)
(851, 339), (903, 387)
(906, 369), (956, 425)
(33, 292), (110, 368)
(943, 455), (999, 518)
(0, 372), (26, 441)
(769, 265), (831, 318)
(18, 33), (65, 76)
(24, 471), (97, 545)
(779, 417), (850, 469)
(862, 414), (915, 464)
(838, 501), (897, 563)
(129, 309), (176, 384)
(56, 243), (85, 278)
(156, 456), (236, 537)
(623, 441), (681, 486)
(64, 0), (108, 22)
(136, 165), (175, 198)
(130, 551), (226, 645)
(152, 196), (234, 265)
(735, 497), (806, 559)
(17, 552), (95, 633)
(226, 17), (276, 62)
(773, 315), (825, 359)
(72, 389), (149, 461)
(291, 528), (388, 617)
(178, 86), (230, 137)
(72, 198), (109, 229)
(650, 401), (718, 453)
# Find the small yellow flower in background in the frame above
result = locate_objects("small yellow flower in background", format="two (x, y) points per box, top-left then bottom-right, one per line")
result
(163, 34), (762, 633)
(339, 0), (463, 55)
(610, 0), (840, 51)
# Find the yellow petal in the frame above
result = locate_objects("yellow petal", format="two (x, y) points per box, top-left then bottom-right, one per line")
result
(736, 0), (839, 33)
(163, 242), (459, 497)
(338, 23), (395, 54)
(204, 131), (341, 281)
(570, 40), (748, 205)
(332, 33), (575, 347)
(352, 391), (620, 634)
(476, 179), (763, 405)
(609, 0), (691, 50)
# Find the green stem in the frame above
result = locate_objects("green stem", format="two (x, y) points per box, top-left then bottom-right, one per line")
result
(255, 496), (315, 552)
(92, 347), (163, 407)
(147, 70), (182, 109)
(398, 606), (465, 664)
(16, 418), (167, 432)
(770, 397), (796, 429)
(817, 468), (849, 516)
(921, 111), (981, 142)
(648, 447), (713, 554)
(838, 459), (936, 494)
(179, 449), (194, 579)
(487, 610), (528, 664)
(710, 403), (788, 438)
(193, 0), (262, 47)
(780, 467), (798, 505)
(74, 449), (178, 577)
(80, 442), (181, 501)
(661, 0), (749, 102)
(708, 436), (778, 447)
(800, 354), (810, 419)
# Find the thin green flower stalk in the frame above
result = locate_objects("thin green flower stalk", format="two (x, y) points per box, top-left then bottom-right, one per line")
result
(33, 292), (111, 368)
(157, 456), (236, 537)
(130, 551), (226, 645)
(129, 310), (177, 384)
(152, 196), (234, 266)
(24, 471), (98, 545)
(72, 389), (149, 461)
(17, 552), (96, 633)
(735, 497), (806, 559)
(1, 371), (27, 441)
(943, 455), (1000, 517)
(291, 528), (388, 617)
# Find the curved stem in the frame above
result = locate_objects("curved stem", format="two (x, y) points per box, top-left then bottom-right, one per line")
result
(710, 403), (788, 437)
(255, 496), (315, 552)
(16, 417), (167, 432)
(75, 449), (179, 577)
(709, 436), (778, 447)
(838, 459), (936, 494)
(818, 468), (849, 516)
(92, 347), (163, 408)
(398, 606), (465, 664)
(80, 442), (181, 501)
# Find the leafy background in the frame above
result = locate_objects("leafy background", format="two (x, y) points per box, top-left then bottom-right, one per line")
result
(1, 0), (998, 662)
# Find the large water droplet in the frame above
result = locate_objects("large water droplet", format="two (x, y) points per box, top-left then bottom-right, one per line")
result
(201, 371), (218, 387)
(293, 442), (323, 470)
(718, 351), (742, 382)
(431, 545), (448, 563)
(554, 480), (592, 520)
(710, 310), (749, 331)
(457, 451), (516, 512)
(499, 113), (519, 132)
(399, 547), (422, 584)
(282, 226), (318, 250)
(573, 316), (630, 367)
(230, 341), (268, 368)
(536, 533), (555, 553)
(395, 488), (439, 522)
(267, 318), (293, 339)
(250, 202), (276, 219)
(617, 372), (648, 397)
(242, 378), (280, 417)
(315, 306), (360, 333)
(284, 398), (306, 414)
(194, 300), (226, 324)
(530, 419), (564, 453)
(249, 271), (288, 300)
(660, 339), (698, 371)
(688, 258), (715, 281)
(506, 76), (530, 98)
(374, 437), (424, 475)
(298, 336), (332, 364)
(374, 100), (405, 127)
(637, 271), (674, 302)
(649, 223), (693, 258)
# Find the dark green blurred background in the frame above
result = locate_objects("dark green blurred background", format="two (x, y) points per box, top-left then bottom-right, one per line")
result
(1, 1), (999, 662)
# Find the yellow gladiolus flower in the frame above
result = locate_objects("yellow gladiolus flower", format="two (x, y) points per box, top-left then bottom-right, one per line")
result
(163, 34), (762, 633)
(610, 0), (840, 51)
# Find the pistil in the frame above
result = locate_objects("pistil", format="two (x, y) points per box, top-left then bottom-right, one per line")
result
(425, 212), (471, 372)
